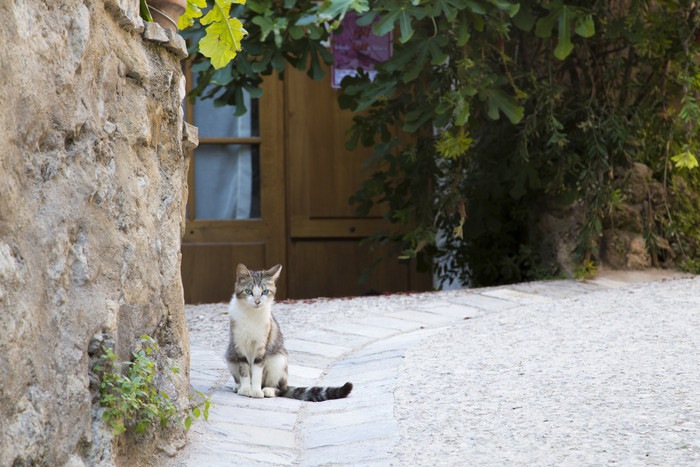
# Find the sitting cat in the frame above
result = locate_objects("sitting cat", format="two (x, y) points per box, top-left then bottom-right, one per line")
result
(225, 263), (353, 402)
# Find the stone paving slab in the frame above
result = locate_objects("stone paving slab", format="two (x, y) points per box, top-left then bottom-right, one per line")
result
(164, 270), (697, 466)
(480, 287), (554, 303)
(384, 308), (456, 326)
(293, 329), (372, 348)
(408, 300), (484, 319)
(284, 339), (351, 358)
(444, 292), (516, 311)
(321, 321), (399, 339)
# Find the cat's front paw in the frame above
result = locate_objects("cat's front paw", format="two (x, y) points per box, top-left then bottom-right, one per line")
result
(238, 385), (264, 398)
(262, 387), (277, 398)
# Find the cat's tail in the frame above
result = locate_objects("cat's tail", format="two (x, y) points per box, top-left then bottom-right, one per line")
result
(280, 382), (353, 402)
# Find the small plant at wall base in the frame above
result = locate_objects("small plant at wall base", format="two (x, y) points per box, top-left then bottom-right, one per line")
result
(95, 335), (210, 436)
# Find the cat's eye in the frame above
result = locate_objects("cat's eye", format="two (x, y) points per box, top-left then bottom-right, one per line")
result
(245, 289), (253, 295)
(262, 290), (269, 295)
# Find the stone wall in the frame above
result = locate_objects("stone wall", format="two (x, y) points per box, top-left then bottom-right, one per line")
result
(0, 1), (195, 464)
(534, 162), (673, 276)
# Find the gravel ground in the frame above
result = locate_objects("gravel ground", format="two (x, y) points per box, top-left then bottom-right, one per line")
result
(180, 272), (699, 466)
(392, 277), (700, 466)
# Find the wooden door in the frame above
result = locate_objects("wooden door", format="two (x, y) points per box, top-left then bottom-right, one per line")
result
(284, 66), (432, 299)
(182, 77), (286, 303)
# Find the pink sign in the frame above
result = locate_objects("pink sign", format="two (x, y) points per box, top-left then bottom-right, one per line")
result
(332, 12), (393, 88)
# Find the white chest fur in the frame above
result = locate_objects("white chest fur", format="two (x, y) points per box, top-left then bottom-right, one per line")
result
(229, 301), (271, 361)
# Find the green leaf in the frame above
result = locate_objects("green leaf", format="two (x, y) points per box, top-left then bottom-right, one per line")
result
(318, 0), (370, 20)
(431, 0), (460, 21)
(184, 415), (192, 431)
(252, 16), (274, 42)
(193, 407), (201, 418)
(288, 25), (305, 40)
(465, 0), (487, 15)
(295, 14), (317, 26)
(535, 8), (559, 38)
(244, 85), (263, 99)
(482, 88), (524, 124)
(245, 0), (269, 14)
(428, 36), (449, 65)
(403, 108), (432, 132)
(199, 17), (248, 69)
(211, 63), (234, 86)
(201, 0), (231, 25)
(575, 14), (595, 38)
(672, 151), (699, 170)
(554, 6), (573, 60)
(454, 98), (470, 126)
(490, 0), (519, 18)
(456, 18), (470, 46)
(512, 5), (535, 32)
(374, 10), (400, 37)
(356, 11), (378, 26)
(402, 44), (428, 82)
(140, 0), (153, 22)
(398, 9), (414, 43)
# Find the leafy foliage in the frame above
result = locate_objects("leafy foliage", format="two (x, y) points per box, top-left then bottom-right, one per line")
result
(95, 335), (210, 436)
(340, 0), (700, 285)
(181, 0), (368, 114)
(175, 0), (247, 70)
(186, 0), (700, 286)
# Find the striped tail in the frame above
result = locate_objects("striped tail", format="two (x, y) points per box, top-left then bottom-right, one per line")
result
(280, 382), (353, 402)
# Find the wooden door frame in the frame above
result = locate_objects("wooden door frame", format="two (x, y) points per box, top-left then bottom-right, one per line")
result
(182, 72), (288, 299)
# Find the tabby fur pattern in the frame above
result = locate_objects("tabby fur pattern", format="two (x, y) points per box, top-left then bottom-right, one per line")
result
(225, 264), (353, 402)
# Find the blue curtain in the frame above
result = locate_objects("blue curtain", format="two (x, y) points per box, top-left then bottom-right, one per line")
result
(192, 91), (259, 219)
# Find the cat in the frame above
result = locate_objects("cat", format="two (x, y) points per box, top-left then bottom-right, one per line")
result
(225, 263), (353, 402)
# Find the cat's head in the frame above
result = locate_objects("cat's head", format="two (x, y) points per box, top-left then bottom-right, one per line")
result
(234, 263), (282, 309)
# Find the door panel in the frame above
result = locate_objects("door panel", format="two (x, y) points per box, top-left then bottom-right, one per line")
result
(285, 65), (431, 298)
(182, 76), (286, 303)
(287, 240), (424, 299)
(182, 243), (266, 303)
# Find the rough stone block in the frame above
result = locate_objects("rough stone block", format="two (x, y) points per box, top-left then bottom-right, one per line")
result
(105, 0), (144, 33)
(143, 21), (169, 44)
(182, 122), (199, 150)
(164, 28), (189, 59)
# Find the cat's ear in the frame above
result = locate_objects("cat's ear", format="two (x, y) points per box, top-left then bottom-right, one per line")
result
(266, 264), (282, 282)
(236, 263), (250, 280)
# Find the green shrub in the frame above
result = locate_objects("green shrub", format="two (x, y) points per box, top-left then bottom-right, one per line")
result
(95, 335), (210, 436)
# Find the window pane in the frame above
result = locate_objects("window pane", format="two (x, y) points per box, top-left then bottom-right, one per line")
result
(193, 89), (259, 138)
(194, 145), (261, 220)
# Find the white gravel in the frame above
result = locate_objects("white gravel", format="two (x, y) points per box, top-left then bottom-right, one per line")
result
(393, 277), (700, 466)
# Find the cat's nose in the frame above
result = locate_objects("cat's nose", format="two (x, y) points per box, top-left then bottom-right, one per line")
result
(254, 299), (261, 305)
